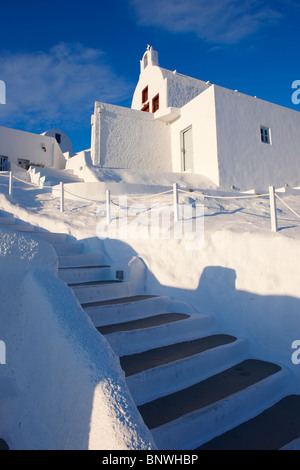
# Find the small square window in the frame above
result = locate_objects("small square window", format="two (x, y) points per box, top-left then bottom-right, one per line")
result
(142, 86), (148, 104)
(260, 126), (271, 144)
(152, 94), (159, 113)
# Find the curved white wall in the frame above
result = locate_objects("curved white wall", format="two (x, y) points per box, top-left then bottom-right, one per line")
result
(41, 129), (73, 155)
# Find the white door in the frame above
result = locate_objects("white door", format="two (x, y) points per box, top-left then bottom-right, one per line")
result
(182, 127), (193, 172)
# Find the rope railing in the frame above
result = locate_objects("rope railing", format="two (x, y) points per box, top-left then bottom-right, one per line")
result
(275, 193), (300, 219)
(48, 183), (300, 231)
(126, 189), (174, 199)
(12, 174), (39, 187)
(2, 170), (300, 232)
(178, 188), (269, 199)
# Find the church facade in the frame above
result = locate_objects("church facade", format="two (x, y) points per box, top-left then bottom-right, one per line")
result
(91, 47), (300, 190)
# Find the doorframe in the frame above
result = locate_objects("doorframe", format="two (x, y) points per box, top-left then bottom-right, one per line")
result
(0, 156), (8, 171)
(180, 125), (193, 173)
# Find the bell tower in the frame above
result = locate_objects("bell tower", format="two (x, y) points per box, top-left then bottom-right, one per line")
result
(140, 45), (159, 74)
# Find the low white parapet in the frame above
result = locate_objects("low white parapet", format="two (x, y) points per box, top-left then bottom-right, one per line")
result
(53, 181), (172, 201)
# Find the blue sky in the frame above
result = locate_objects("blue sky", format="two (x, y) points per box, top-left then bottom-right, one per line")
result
(0, 0), (299, 152)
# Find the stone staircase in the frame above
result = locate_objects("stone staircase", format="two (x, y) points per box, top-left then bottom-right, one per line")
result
(52, 235), (299, 450)
(1, 212), (300, 450)
(28, 167), (84, 188)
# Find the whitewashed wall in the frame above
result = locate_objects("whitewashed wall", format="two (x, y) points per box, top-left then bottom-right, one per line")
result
(170, 86), (219, 186)
(165, 70), (210, 109)
(214, 86), (300, 190)
(91, 102), (172, 172)
(0, 126), (66, 169)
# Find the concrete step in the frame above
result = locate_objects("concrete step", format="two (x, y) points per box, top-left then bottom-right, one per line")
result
(198, 395), (300, 450)
(58, 265), (112, 284)
(83, 295), (170, 326)
(0, 217), (16, 225)
(97, 312), (189, 336)
(31, 168), (84, 186)
(122, 334), (237, 378)
(105, 313), (214, 357)
(145, 360), (289, 450)
(70, 280), (131, 303)
(0, 224), (36, 232)
(51, 242), (84, 255)
(31, 167), (75, 177)
(43, 169), (75, 177)
(58, 253), (106, 269)
(25, 232), (70, 243)
(0, 210), (14, 218)
(42, 177), (85, 188)
(127, 338), (249, 406)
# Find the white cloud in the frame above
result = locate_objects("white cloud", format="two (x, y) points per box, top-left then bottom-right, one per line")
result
(130, 0), (282, 44)
(0, 43), (132, 132)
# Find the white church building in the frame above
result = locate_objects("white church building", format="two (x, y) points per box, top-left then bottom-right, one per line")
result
(1, 46), (300, 192)
(91, 46), (300, 191)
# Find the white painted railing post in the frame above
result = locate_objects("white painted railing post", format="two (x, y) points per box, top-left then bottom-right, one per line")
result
(269, 185), (278, 232)
(173, 183), (179, 222)
(9, 171), (13, 196)
(60, 182), (64, 213)
(106, 189), (111, 224)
